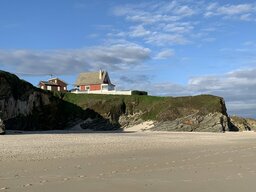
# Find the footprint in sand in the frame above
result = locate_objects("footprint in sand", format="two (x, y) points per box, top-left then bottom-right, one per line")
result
(237, 173), (243, 178)
(63, 177), (70, 181)
(40, 180), (48, 184)
(0, 187), (9, 191)
(23, 184), (32, 187)
(76, 165), (81, 169)
(79, 175), (86, 178)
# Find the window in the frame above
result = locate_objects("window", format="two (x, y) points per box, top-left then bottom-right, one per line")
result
(64, 87), (66, 90)
(41, 86), (44, 89)
(58, 87), (60, 91)
(47, 86), (52, 91)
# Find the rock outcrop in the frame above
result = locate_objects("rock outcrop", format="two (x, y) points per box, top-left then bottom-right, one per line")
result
(0, 117), (5, 134)
(152, 112), (230, 132)
(230, 116), (256, 131)
(0, 70), (98, 131)
(62, 93), (233, 132)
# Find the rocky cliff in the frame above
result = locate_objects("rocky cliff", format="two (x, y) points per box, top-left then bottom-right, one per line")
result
(230, 116), (256, 131)
(0, 70), (108, 133)
(1, 70), (234, 133)
(62, 93), (233, 132)
(0, 116), (5, 134)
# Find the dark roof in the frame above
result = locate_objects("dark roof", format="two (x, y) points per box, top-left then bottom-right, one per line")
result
(39, 81), (58, 86)
(39, 77), (68, 87)
(48, 78), (68, 85)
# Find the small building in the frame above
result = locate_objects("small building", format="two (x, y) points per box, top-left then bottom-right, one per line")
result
(75, 70), (115, 92)
(39, 78), (67, 92)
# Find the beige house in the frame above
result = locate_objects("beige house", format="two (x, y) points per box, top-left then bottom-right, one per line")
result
(75, 70), (115, 92)
(73, 70), (132, 95)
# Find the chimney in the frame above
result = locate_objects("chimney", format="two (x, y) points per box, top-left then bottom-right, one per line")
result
(99, 69), (102, 79)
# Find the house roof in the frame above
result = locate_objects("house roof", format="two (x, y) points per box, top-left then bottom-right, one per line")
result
(39, 81), (58, 86)
(75, 70), (113, 85)
(48, 77), (68, 85)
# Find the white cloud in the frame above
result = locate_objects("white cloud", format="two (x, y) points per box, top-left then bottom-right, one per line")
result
(217, 4), (252, 15)
(146, 33), (189, 46)
(174, 5), (195, 17)
(162, 22), (194, 33)
(129, 25), (151, 37)
(111, 1), (225, 47)
(240, 13), (252, 21)
(154, 49), (175, 59)
(206, 3), (218, 11)
(0, 43), (151, 75)
(204, 3), (256, 21)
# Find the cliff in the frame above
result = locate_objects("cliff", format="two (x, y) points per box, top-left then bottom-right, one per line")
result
(62, 93), (233, 132)
(0, 70), (234, 133)
(230, 116), (256, 131)
(0, 70), (110, 134)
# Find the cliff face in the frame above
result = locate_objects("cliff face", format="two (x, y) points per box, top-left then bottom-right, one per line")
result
(62, 93), (232, 132)
(0, 117), (4, 134)
(230, 116), (256, 131)
(0, 71), (97, 133)
(0, 71), (50, 120)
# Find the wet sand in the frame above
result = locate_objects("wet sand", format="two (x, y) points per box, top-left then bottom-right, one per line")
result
(1, 131), (256, 192)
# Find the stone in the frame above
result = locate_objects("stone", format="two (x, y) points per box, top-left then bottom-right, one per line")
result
(0, 117), (5, 135)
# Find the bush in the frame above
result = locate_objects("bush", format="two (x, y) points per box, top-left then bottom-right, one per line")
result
(131, 90), (148, 95)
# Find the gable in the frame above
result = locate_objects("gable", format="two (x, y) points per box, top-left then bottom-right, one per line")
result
(103, 72), (111, 84)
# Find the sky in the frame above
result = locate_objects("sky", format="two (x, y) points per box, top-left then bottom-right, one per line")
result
(0, 0), (256, 118)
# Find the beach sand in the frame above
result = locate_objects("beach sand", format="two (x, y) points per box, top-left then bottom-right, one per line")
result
(1, 130), (256, 192)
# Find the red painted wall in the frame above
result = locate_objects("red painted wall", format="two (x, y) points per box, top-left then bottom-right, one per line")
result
(79, 84), (101, 91)
(90, 84), (101, 91)
(80, 85), (86, 91)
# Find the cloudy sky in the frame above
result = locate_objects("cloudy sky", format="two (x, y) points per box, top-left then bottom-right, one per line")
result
(0, 0), (256, 117)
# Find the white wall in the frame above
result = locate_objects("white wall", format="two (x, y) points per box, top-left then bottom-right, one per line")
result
(71, 90), (132, 95)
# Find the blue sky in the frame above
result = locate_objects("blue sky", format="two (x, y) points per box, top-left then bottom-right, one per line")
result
(0, 0), (256, 117)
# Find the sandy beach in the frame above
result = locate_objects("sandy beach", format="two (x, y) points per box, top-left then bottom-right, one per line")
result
(1, 131), (256, 192)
